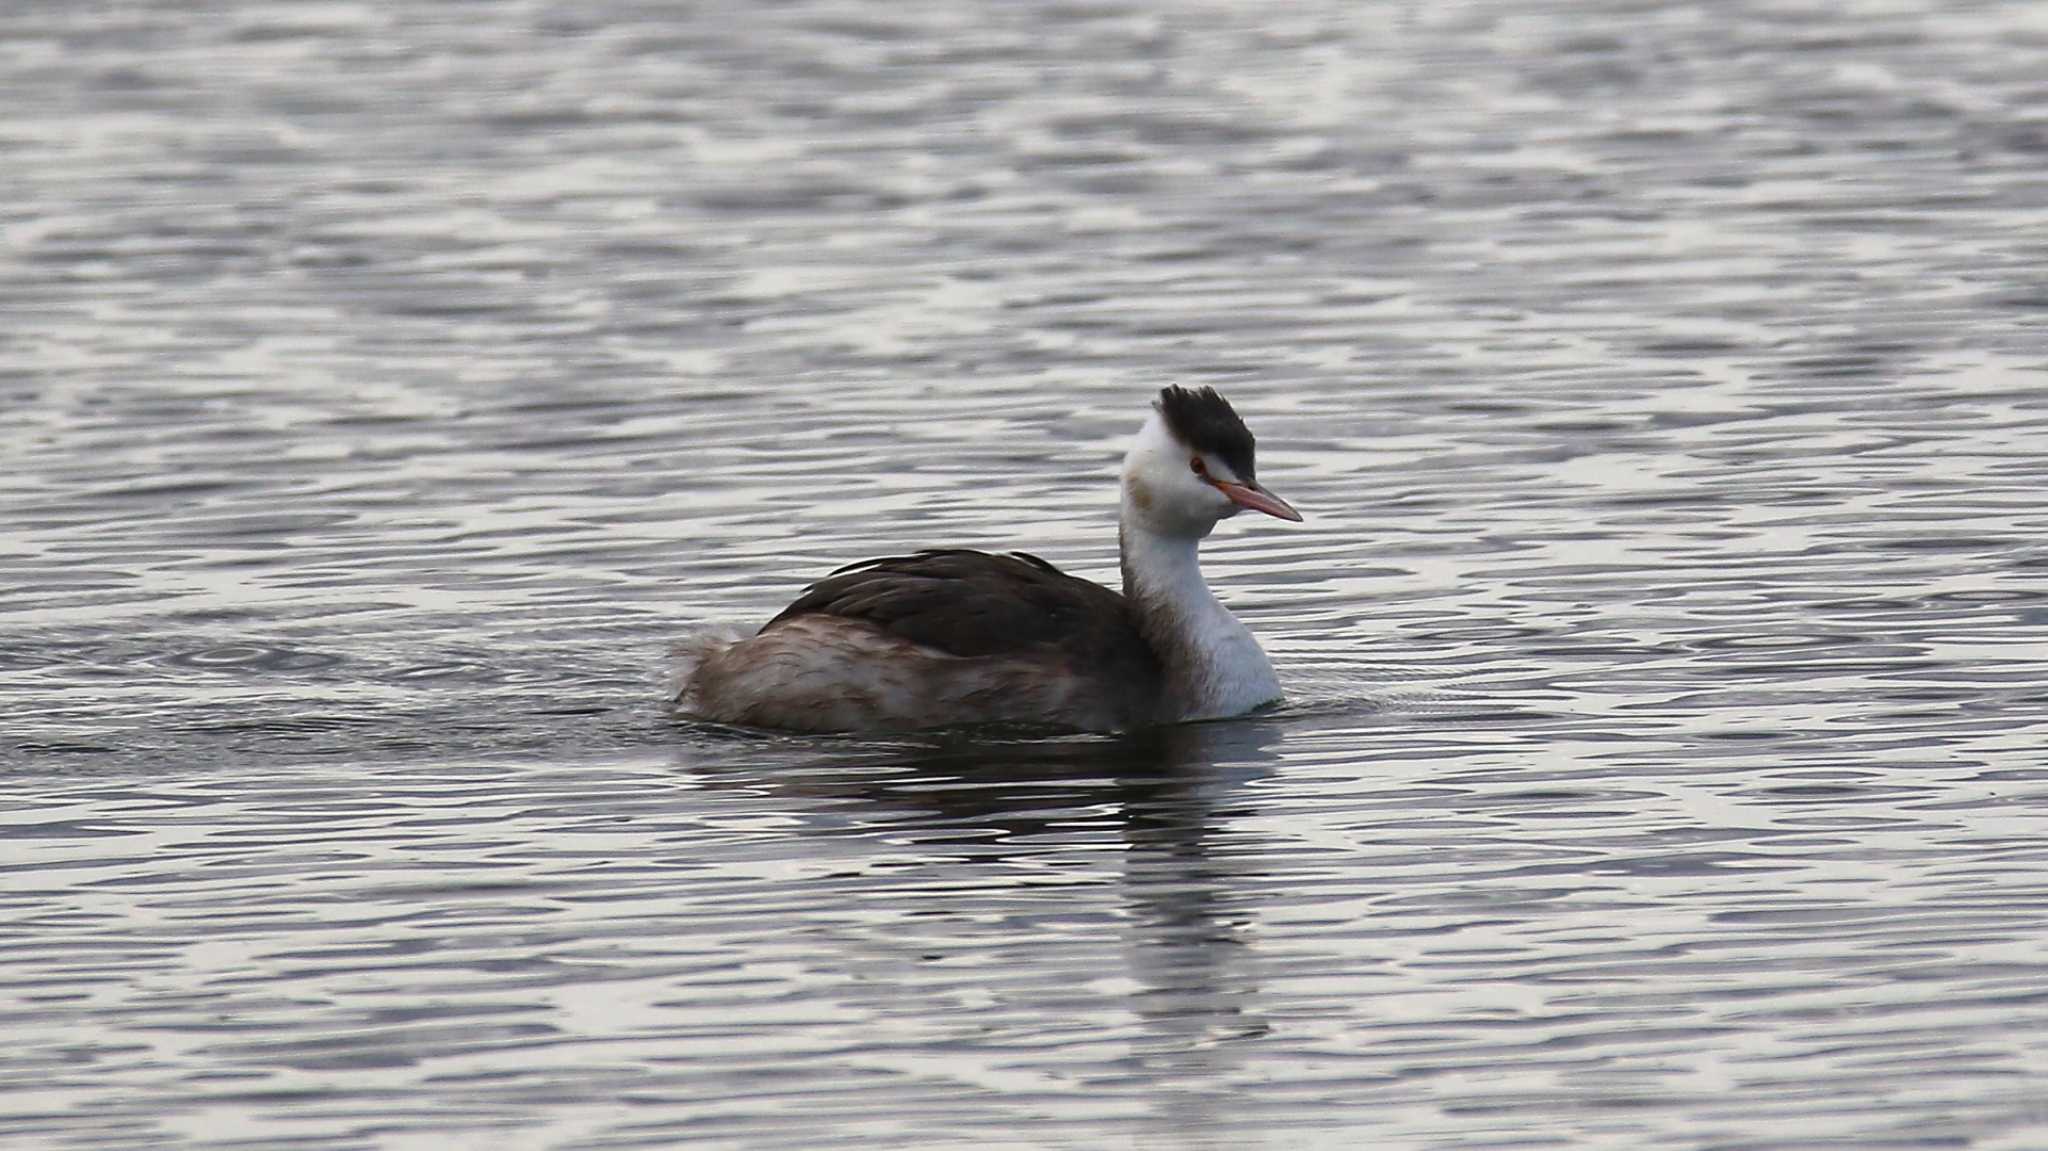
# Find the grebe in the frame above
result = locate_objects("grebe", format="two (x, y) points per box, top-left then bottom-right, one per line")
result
(676, 386), (1301, 732)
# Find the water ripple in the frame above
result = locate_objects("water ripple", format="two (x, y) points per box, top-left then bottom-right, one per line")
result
(5, 0), (2048, 1147)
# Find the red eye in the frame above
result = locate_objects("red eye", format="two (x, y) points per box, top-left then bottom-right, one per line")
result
(1190, 457), (1207, 475)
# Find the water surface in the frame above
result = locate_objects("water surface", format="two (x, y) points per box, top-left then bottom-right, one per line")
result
(5, 1), (2048, 1147)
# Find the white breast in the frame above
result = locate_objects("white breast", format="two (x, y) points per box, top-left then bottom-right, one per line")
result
(1169, 597), (1283, 721)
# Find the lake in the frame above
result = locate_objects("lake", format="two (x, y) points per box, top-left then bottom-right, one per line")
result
(4, 1), (2047, 1147)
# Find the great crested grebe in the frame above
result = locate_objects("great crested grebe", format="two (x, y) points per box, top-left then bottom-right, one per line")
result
(676, 386), (1301, 732)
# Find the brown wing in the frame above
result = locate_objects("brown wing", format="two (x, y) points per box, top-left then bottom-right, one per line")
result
(762, 549), (1160, 672)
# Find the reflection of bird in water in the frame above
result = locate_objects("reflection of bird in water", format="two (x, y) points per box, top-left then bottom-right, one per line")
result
(684, 717), (1282, 846)
(675, 719), (1280, 1149)
(676, 387), (1301, 733)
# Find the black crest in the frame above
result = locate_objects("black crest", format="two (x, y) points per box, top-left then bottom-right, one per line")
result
(1156, 386), (1256, 481)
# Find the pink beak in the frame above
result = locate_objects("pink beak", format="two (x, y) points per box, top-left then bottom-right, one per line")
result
(1214, 480), (1303, 522)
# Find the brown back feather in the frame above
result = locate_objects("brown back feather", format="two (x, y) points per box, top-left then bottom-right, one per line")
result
(763, 549), (1163, 687)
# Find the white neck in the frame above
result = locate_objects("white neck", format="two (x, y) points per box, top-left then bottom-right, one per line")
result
(1118, 510), (1282, 722)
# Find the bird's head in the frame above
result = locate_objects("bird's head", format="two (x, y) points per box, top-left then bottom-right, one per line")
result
(1120, 386), (1301, 538)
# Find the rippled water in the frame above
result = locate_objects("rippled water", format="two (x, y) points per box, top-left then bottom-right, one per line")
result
(6, 1), (2048, 1147)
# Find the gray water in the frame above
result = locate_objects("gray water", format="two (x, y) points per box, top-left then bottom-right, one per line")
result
(5, 1), (2048, 1147)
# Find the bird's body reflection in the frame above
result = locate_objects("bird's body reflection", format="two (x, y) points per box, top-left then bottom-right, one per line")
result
(677, 719), (1285, 1148)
